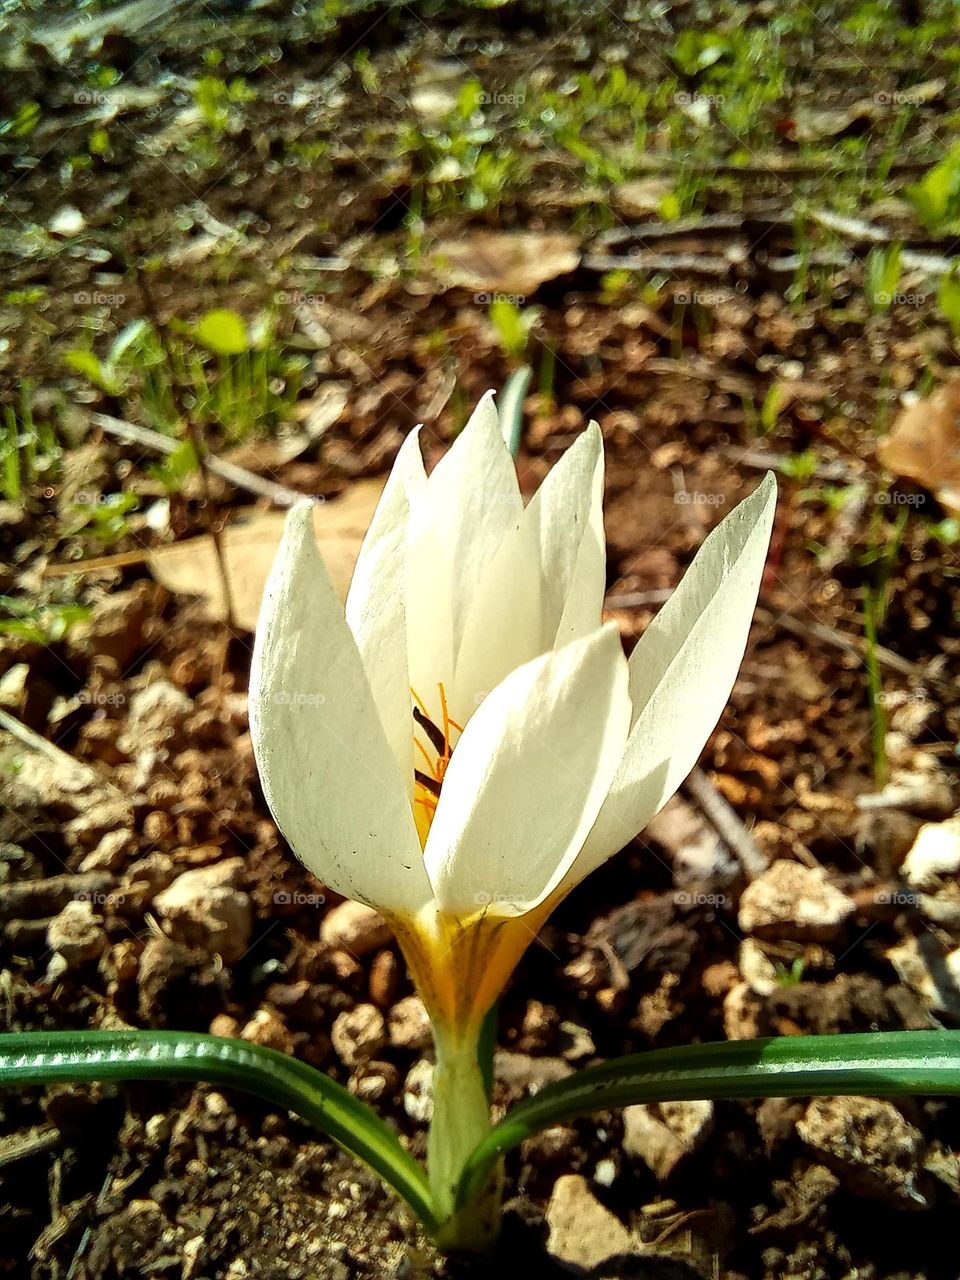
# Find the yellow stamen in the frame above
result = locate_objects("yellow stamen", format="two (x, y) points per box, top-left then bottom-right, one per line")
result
(439, 683), (452, 755)
(413, 735), (439, 777)
(410, 682), (461, 848)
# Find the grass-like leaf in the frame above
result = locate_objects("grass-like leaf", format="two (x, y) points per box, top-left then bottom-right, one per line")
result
(498, 364), (532, 457)
(456, 1030), (960, 1207)
(0, 1029), (436, 1230)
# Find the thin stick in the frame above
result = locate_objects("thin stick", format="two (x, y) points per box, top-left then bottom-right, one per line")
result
(0, 707), (106, 787)
(683, 765), (768, 880)
(753, 605), (952, 692)
(810, 207), (958, 259)
(597, 211), (769, 246)
(605, 589), (953, 696)
(131, 251), (238, 637)
(43, 548), (149, 577)
(584, 251), (736, 277)
(0, 1126), (62, 1169)
(720, 446), (857, 483)
(605, 588), (673, 610)
(90, 412), (305, 506)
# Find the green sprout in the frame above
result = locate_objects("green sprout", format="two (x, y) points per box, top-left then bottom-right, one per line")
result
(66, 310), (305, 443)
(488, 298), (539, 361)
(861, 509), (908, 789)
(68, 491), (140, 546)
(906, 144), (960, 232)
(0, 383), (60, 502)
(0, 101), (41, 138)
(774, 956), (807, 987)
(938, 268), (960, 340)
(864, 243), (902, 315)
(0, 598), (91, 644)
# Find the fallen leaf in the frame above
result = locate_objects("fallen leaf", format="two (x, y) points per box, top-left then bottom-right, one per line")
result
(790, 99), (879, 143)
(33, 0), (176, 64)
(876, 78), (945, 109)
(878, 380), (960, 516)
(219, 435), (312, 473)
(296, 381), (350, 439)
(429, 230), (580, 295)
(147, 479), (385, 630)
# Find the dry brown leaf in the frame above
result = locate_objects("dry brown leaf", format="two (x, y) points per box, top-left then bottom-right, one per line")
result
(791, 99), (879, 142)
(429, 230), (580, 295)
(147, 479), (385, 630)
(878, 380), (960, 516)
(218, 435), (312, 473)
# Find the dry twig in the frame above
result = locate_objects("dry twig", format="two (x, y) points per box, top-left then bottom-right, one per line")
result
(683, 765), (768, 880)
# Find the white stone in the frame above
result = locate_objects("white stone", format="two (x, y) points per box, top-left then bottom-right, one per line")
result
(319, 901), (391, 956)
(738, 859), (855, 940)
(331, 1004), (385, 1067)
(49, 206), (86, 237)
(902, 818), (960, 890)
(545, 1174), (635, 1270)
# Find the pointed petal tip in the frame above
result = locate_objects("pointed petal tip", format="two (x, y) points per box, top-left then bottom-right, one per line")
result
(273, 498), (321, 575)
(396, 422), (426, 464)
(284, 495), (318, 535)
(747, 470), (778, 523)
(751, 470), (778, 538)
(573, 419), (603, 459)
(461, 389), (500, 438)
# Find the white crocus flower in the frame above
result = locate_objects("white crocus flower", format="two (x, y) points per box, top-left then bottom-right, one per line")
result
(249, 391), (775, 1227)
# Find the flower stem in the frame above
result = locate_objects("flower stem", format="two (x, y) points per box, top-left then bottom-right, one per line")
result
(428, 1021), (502, 1252)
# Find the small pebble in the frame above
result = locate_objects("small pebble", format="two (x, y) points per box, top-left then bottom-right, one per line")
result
(545, 1175), (635, 1270)
(403, 1059), (434, 1123)
(320, 901), (392, 957)
(368, 949), (399, 1006)
(240, 1008), (293, 1054)
(331, 1004), (386, 1067)
(387, 995), (431, 1051)
(153, 858), (252, 964)
(46, 900), (107, 968)
(738, 859), (855, 941)
(49, 205), (86, 237)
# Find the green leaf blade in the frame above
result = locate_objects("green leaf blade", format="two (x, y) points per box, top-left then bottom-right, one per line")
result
(0, 1030), (436, 1230)
(498, 364), (531, 457)
(457, 1030), (960, 1207)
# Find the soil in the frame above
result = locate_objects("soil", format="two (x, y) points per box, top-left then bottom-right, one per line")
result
(1, 2), (959, 1278)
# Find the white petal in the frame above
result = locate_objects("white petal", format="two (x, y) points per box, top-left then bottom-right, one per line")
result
(345, 429), (427, 793)
(404, 495), (457, 733)
(426, 390), (523, 652)
(451, 423), (605, 719)
(562, 472), (777, 892)
(452, 512), (543, 723)
(250, 501), (429, 916)
(423, 625), (631, 918)
(525, 421), (606, 647)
